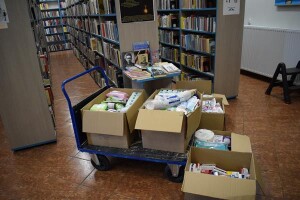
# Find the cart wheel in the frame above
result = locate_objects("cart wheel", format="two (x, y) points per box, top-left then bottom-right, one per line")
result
(164, 165), (184, 183)
(91, 155), (111, 171)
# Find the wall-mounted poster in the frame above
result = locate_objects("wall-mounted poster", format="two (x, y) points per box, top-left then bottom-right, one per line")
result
(275, 0), (300, 6)
(120, 0), (154, 23)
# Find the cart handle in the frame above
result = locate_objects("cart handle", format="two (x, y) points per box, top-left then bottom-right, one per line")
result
(61, 66), (110, 107)
(61, 66), (110, 147)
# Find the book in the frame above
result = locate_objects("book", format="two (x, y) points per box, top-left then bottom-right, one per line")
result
(122, 50), (151, 68)
(90, 38), (97, 51)
(123, 70), (151, 80)
(122, 51), (135, 68)
(132, 41), (150, 51)
(155, 62), (181, 73)
(147, 66), (167, 77)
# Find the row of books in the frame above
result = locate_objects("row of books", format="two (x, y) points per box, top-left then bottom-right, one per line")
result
(73, 38), (96, 64)
(88, 0), (116, 15)
(61, 10), (66, 17)
(81, 42), (96, 62)
(45, 27), (62, 34)
(181, 16), (216, 32)
(67, 3), (88, 16)
(161, 46), (180, 63)
(157, 0), (179, 10)
(159, 30), (179, 45)
(100, 21), (119, 42)
(106, 65), (122, 86)
(60, 2), (67, 9)
(181, 0), (216, 9)
(103, 41), (121, 67)
(89, 0), (100, 15)
(66, 0), (79, 7)
(73, 40), (122, 87)
(43, 19), (63, 26)
(41, 11), (60, 18)
(102, 0), (116, 14)
(70, 27), (88, 45)
(46, 35), (63, 42)
(159, 14), (179, 28)
(180, 53), (211, 72)
(89, 18), (100, 35)
(180, 72), (208, 81)
(39, 3), (49, 10)
(181, 34), (215, 54)
(48, 43), (70, 51)
(90, 37), (104, 55)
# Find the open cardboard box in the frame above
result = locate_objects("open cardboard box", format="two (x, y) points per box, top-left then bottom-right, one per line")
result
(182, 147), (264, 200)
(81, 88), (146, 148)
(194, 130), (252, 153)
(176, 80), (228, 131)
(135, 89), (202, 153)
(200, 97), (226, 131)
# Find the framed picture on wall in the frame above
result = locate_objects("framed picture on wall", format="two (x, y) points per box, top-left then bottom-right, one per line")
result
(119, 0), (154, 23)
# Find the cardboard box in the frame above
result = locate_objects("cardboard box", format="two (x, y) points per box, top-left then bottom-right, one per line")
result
(135, 89), (202, 153)
(81, 88), (146, 148)
(182, 147), (263, 200)
(194, 130), (252, 153)
(86, 130), (137, 149)
(176, 80), (228, 131)
(199, 97), (226, 131)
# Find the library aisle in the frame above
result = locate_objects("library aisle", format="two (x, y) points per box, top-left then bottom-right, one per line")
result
(0, 51), (300, 199)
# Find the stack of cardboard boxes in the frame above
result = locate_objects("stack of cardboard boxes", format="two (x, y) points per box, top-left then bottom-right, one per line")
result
(80, 81), (263, 199)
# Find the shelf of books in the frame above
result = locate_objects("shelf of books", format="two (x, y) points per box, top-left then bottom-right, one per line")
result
(38, 0), (71, 52)
(157, 0), (216, 81)
(27, 0), (56, 125)
(66, 0), (122, 88)
(157, 0), (246, 97)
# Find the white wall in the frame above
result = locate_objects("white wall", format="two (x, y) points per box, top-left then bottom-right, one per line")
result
(244, 0), (300, 30)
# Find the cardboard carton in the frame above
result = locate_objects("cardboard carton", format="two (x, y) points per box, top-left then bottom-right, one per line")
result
(176, 80), (228, 131)
(175, 80), (229, 105)
(200, 97), (226, 131)
(81, 88), (146, 148)
(135, 89), (202, 153)
(182, 147), (263, 200)
(194, 130), (252, 153)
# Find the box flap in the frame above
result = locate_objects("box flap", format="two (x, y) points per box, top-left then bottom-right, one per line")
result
(82, 110), (125, 136)
(125, 90), (147, 133)
(176, 80), (212, 94)
(135, 109), (184, 133)
(186, 106), (201, 137)
(252, 155), (265, 195)
(231, 133), (252, 153)
(212, 93), (229, 105)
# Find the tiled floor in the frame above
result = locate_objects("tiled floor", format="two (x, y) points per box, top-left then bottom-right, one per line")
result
(0, 50), (299, 199)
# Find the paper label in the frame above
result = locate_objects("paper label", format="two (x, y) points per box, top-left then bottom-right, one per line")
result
(0, 0), (8, 29)
(223, 0), (240, 15)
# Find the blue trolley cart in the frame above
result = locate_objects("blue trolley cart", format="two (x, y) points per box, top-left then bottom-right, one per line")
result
(62, 66), (187, 182)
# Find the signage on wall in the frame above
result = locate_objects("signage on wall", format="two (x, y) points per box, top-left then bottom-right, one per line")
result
(275, 0), (300, 6)
(120, 0), (154, 23)
(223, 0), (240, 15)
(0, 0), (9, 29)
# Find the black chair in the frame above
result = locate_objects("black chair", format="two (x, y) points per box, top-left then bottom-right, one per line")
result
(265, 61), (300, 104)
